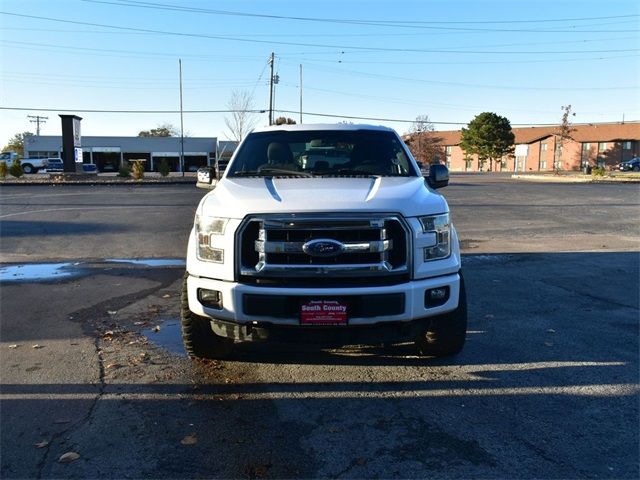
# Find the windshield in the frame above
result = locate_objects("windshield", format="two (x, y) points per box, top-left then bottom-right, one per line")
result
(227, 130), (418, 177)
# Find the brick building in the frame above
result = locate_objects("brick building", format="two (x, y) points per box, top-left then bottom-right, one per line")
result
(405, 122), (640, 172)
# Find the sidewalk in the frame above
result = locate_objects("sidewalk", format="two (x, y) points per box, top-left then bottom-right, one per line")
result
(0, 172), (197, 186)
(511, 172), (640, 183)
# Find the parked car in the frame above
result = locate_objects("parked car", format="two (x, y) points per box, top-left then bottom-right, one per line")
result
(0, 152), (49, 173)
(619, 157), (640, 172)
(45, 158), (64, 172)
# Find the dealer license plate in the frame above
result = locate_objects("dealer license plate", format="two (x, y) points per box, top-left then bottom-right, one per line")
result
(300, 300), (348, 326)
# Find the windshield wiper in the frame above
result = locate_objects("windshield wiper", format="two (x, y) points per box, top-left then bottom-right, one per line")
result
(326, 168), (378, 176)
(231, 168), (314, 178)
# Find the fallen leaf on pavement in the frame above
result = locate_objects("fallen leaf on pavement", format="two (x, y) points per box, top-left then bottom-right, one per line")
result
(34, 440), (49, 449)
(58, 452), (80, 463)
(245, 463), (271, 478)
(181, 435), (198, 445)
(105, 363), (122, 370)
(107, 311), (117, 316)
(8, 344), (19, 349)
(31, 344), (44, 349)
(162, 294), (171, 298)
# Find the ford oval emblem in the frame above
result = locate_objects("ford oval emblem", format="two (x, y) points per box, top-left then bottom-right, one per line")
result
(302, 239), (346, 258)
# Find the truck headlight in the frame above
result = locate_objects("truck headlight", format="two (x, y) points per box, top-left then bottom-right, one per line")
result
(419, 213), (450, 261)
(195, 215), (228, 263)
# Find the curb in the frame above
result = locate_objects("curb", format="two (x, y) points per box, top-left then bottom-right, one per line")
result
(511, 174), (640, 184)
(0, 175), (197, 187)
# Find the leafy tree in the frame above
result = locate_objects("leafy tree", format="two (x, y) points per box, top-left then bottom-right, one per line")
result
(158, 158), (171, 177)
(274, 117), (296, 125)
(460, 112), (515, 172)
(406, 115), (442, 164)
(224, 90), (258, 142)
(554, 105), (576, 173)
(3, 132), (34, 157)
(138, 123), (178, 137)
(9, 158), (23, 178)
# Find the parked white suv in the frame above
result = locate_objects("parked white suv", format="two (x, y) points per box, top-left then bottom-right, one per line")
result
(182, 124), (466, 358)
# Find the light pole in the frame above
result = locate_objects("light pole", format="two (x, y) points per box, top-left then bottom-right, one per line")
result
(179, 58), (185, 177)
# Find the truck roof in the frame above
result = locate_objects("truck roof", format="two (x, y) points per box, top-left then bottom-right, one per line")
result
(252, 123), (396, 134)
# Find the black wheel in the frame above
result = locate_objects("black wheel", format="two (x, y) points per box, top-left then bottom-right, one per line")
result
(180, 273), (233, 359)
(22, 163), (34, 174)
(633, 165), (640, 172)
(415, 276), (468, 357)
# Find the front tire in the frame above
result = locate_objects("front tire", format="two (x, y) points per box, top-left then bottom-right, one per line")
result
(180, 273), (233, 359)
(22, 163), (34, 174)
(415, 276), (468, 357)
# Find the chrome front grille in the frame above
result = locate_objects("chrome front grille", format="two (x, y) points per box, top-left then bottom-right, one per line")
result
(237, 214), (410, 281)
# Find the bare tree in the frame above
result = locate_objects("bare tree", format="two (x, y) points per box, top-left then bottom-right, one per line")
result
(224, 90), (259, 142)
(406, 115), (442, 164)
(554, 105), (576, 174)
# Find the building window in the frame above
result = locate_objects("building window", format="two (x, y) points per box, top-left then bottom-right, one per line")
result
(28, 151), (59, 158)
(623, 141), (632, 150)
(598, 142), (607, 152)
(582, 143), (590, 151)
(541, 144), (548, 151)
(444, 146), (452, 168)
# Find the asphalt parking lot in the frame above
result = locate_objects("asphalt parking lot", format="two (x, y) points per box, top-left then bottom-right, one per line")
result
(1, 175), (639, 479)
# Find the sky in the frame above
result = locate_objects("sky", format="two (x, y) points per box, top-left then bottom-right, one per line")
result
(1, 0), (639, 145)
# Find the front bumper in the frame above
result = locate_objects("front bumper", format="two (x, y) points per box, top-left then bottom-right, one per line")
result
(187, 272), (460, 338)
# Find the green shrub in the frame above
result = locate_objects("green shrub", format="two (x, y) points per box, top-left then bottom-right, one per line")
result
(118, 164), (131, 178)
(9, 158), (23, 178)
(0, 161), (7, 178)
(158, 158), (170, 177)
(131, 160), (145, 179)
(591, 167), (605, 177)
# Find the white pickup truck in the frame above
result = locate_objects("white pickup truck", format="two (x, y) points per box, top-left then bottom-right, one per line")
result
(0, 152), (50, 174)
(182, 124), (466, 359)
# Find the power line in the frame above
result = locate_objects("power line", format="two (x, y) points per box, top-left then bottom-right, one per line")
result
(83, 1), (640, 30)
(2, 12), (639, 54)
(295, 63), (638, 91)
(2, 106), (636, 127)
(0, 106), (267, 114)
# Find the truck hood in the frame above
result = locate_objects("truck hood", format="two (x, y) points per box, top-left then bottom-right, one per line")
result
(200, 176), (448, 219)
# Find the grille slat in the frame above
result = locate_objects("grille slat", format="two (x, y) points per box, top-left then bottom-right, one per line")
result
(238, 214), (410, 284)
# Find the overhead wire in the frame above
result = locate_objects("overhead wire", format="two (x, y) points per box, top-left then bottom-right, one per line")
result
(82, 0), (640, 32)
(2, 12), (639, 53)
(1, 106), (636, 127)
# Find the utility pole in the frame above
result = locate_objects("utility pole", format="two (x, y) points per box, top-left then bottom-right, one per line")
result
(28, 115), (48, 136)
(268, 52), (275, 125)
(299, 64), (303, 124)
(179, 58), (185, 177)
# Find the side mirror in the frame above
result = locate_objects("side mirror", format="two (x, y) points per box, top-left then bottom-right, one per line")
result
(426, 164), (449, 189)
(196, 166), (217, 190)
